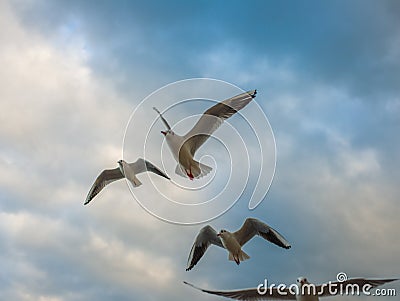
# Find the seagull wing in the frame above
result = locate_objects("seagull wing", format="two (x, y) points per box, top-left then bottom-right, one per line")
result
(186, 225), (224, 271)
(183, 90), (256, 156)
(233, 218), (291, 249)
(183, 281), (296, 300)
(84, 168), (124, 205)
(144, 160), (170, 179)
(317, 278), (398, 297)
(153, 107), (171, 130)
(128, 158), (170, 180)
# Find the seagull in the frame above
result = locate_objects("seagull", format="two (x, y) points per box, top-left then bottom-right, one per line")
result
(153, 89), (257, 180)
(84, 158), (170, 205)
(184, 277), (398, 300)
(186, 217), (291, 271)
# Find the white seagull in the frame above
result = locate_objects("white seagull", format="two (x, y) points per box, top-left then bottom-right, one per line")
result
(184, 276), (398, 300)
(186, 218), (291, 271)
(153, 89), (257, 180)
(84, 158), (170, 205)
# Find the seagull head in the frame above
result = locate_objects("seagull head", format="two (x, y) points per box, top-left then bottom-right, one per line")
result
(296, 277), (309, 286)
(117, 160), (126, 175)
(161, 129), (174, 136)
(217, 229), (228, 237)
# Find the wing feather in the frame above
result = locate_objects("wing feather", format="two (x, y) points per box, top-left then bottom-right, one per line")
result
(84, 168), (123, 205)
(186, 225), (224, 271)
(153, 107), (171, 130)
(184, 282), (296, 300)
(144, 160), (170, 179)
(233, 218), (291, 249)
(183, 90), (256, 156)
(317, 278), (398, 297)
(126, 158), (170, 180)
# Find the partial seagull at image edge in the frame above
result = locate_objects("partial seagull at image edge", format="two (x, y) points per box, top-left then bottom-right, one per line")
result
(184, 277), (398, 300)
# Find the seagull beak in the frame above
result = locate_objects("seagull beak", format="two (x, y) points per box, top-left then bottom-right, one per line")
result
(161, 131), (167, 136)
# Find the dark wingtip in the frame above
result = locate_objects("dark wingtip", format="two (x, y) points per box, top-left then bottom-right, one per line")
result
(251, 89), (257, 98)
(183, 281), (208, 293)
(384, 278), (399, 283)
(183, 281), (196, 289)
(158, 171), (170, 180)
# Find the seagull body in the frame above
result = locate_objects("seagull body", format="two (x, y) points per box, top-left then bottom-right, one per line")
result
(154, 89), (257, 180)
(184, 276), (398, 300)
(218, 229), (250, 265)
(84, 158), (170, 205)
(118, 159), (142, 187)
(186, 217), (291, 271)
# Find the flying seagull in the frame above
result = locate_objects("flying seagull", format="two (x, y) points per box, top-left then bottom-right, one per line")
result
(186, 217), (291, 271)
(153, 89), (257, 180)
(84, 158), (170, 205)
(184, 277), (398, 300)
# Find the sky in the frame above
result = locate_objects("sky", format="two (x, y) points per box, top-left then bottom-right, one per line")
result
(0, 0), (400, 300)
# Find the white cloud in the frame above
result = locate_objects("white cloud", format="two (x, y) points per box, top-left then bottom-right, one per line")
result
(82, 232), (175, 289)
(0, 2), (183, 299)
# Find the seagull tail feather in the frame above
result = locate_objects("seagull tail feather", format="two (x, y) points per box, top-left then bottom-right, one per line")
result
(128, 175), (142, 187)
(192, 161), (212, 179)
(239, 250), (250, 261)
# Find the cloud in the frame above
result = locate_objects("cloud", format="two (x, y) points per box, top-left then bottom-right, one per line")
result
(1, 0), (399, 300)
(16, 0), (399, 101)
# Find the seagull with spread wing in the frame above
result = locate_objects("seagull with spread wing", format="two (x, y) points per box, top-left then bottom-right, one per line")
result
(153, 89), (257, 180)
(184, 277), (398, 300)
(84, 159), (170, 205)
(186, 217), (291, 271)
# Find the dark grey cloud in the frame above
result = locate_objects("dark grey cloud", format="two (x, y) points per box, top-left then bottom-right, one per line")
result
(11, 0), (400, 101)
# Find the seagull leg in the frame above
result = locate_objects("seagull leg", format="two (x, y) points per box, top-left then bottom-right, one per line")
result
(186, 169), (194, 180)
